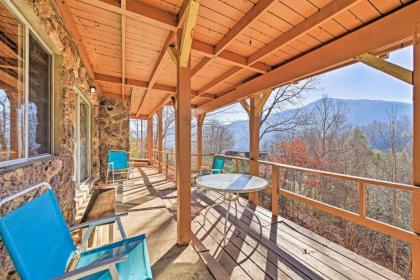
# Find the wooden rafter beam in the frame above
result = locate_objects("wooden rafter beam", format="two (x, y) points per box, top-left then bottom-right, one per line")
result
(95, 72), (214, 100)
(136, 31), (175, 116)
(215, 0), (274, 56)
(191, 0), (274, 78)
(356, 53), (413, 84)
(103, 91), (131, 100)
(78, 0), (178, 31)
(121, 0), (126, 100)
(195, 66), (242, 98)
(197, 66), (242, 96)
(195, 1), (420, 114)
(192, 40), (270, 74)
(239, 100), (250, 115)
(179, 0), (199, 67)
(167, 45), (178, 65)
(191, 57), (211, 76)
(247, 0), (361, 65)
(96, 73), (176, 93)
(55, 0), (104, 96)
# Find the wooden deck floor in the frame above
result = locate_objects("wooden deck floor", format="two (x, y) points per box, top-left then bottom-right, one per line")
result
(109, 167), (403, 280)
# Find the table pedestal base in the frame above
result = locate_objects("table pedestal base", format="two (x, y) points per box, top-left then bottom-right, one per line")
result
(203, 192), (262, 245)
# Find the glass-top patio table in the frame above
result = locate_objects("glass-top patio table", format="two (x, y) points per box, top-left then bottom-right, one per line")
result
(196, 173), (268, 245)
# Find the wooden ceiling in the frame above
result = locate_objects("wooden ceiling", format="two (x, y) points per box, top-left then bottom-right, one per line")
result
(58, 0), (418, 118)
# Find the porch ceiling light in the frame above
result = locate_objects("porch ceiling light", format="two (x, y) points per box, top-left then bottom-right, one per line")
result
(90, 86), (96, 95)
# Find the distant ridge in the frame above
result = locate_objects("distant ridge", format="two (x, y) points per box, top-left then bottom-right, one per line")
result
(229, 98), (412, 150)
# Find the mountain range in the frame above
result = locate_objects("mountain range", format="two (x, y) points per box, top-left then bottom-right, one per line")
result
(228, 98), (412, 151)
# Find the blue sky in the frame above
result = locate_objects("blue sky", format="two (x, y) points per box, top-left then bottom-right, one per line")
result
(214, 47), (414, 123)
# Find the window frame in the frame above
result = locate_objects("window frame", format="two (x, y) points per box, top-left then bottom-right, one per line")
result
(0, 0), (54, 168)
(74, 85), (92, 186)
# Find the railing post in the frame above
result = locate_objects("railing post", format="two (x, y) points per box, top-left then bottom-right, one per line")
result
(412, 23), (420, 280)
(235, 158), (240, 173)
(272, 166), (279, 217)
(165, 152), (169, 179)
(358, 182), (366, 217)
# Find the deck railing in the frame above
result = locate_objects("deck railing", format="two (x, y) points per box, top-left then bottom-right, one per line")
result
(218, 154), (420, 246)
(144, 150), (420, 277)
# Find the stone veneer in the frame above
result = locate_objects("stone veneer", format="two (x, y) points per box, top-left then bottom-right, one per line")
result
(0, 0), (107, 278)
(98, 97), (131, 181)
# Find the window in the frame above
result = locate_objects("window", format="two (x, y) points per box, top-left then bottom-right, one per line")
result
(0, 1), (52, 167)
(28, 33), (51, 157)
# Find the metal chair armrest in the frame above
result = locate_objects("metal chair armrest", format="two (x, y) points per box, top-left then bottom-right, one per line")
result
(70, 213), (128, 252)
(210, 168), (222, 174)
(69, 213), (128, 231)
(54, 254), (127, 280)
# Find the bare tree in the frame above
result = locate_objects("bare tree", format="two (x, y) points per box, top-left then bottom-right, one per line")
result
(259, 77), (320, 140)
(203, 119), (234, 154)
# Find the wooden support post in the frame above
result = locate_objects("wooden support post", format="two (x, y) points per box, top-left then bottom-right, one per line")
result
(176, 31), (192, 244)
(147, 117), (153, 164)
(248, 96), (260, 205)
(165, 152), (169, 179)
(140, 120), (144, 157)
(359, 182), (366, 217)
(196, 114), (206, 168)
(157, 108), (163, 173)
(412, 23), (420, 280)
(271, 166), (279, 216)
(235, 158), (240, 173)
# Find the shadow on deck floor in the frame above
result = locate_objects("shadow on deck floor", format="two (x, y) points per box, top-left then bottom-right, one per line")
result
(99, 167), (403, 280)
(109, 167), (214, 280)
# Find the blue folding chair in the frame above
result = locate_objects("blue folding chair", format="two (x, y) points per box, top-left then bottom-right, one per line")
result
(198, 155), (225, 177)
(106, 150), (134, 184)
(0, 183), (152, 280)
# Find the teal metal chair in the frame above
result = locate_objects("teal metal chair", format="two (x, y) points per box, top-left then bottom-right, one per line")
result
(106, 150), (134, 183)
(198, 155), (225, 176)
(0, 183), (152, 280)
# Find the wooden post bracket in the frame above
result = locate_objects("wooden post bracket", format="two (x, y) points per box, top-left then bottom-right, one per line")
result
(179, 0), (199, 67)
(356, 53), (413, 85)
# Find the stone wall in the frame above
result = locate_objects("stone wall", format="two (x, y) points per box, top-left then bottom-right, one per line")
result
(0, 0), (100, 278)
(98, 97), (131, 181)
(0, 157), (74, 279)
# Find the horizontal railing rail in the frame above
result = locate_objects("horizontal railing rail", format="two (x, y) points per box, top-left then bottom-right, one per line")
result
(216, 154), (420, 245)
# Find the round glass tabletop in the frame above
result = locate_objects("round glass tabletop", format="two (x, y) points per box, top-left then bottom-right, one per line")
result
(196, 173), (268, 193)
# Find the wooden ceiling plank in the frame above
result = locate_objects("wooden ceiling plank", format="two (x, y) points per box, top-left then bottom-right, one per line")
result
(77, 0), (178, 31)
(247, 0), (361, 65)
(192, 39), (270, 73)
(195, 1), (420, 114)
(191, 56), (211, 76)
(136, 31), (175, 116)
(121, 0), (126, 100)
(191, 0), (274, 79)
(215, 0), (275, 55)
(55, 0), (104, 96)
(196, 66), (242, 97)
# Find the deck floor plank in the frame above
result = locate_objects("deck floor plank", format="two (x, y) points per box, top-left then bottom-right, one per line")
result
(202, 191), (392, 280)
(132, 168), (404, 280)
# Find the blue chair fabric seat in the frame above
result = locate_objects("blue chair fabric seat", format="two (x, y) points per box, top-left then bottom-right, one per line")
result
(0, 185), (152, 280)
(107, 150), (134, 183)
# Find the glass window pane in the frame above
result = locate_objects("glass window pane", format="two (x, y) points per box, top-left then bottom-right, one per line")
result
(79, 99), (90, 182)
(28, 32), (51, 157)
(0, 2), (25, 163)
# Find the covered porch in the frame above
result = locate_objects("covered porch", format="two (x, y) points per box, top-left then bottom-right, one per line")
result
(103, 166), (405, 279)
(1, 0), (420, 279)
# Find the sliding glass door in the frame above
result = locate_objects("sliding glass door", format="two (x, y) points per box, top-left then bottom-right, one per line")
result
(75, 88), (91, 187)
